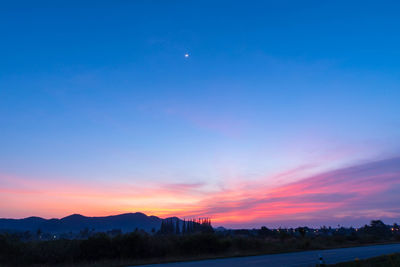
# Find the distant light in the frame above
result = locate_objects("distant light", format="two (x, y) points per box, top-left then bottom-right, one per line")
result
(184, 53), (189, 58)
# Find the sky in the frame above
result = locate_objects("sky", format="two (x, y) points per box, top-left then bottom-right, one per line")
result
(1, 0), (400, 228)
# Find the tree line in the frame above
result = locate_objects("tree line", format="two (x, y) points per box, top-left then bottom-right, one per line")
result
(0, 220), (399, 266)
(159, 218), (213, 235)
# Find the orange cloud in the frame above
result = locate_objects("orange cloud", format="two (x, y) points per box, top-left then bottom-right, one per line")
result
(1, 157), (400, 227)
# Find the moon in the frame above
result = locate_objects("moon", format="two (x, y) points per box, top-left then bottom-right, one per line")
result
(184, 53), (189, 58)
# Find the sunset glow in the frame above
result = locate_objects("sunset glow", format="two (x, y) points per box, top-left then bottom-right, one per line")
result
(1, 157), (400, 227)
(1, 1), (400, 229)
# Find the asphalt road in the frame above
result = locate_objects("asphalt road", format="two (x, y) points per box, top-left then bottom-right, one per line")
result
(136, 243), (400, 267)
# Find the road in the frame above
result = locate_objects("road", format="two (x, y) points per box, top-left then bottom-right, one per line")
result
(136, 243), (400, 267)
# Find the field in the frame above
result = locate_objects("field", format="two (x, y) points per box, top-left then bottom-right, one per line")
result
(330, 253), (400, 267)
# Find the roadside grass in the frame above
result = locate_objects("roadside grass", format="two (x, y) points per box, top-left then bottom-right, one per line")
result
(2, 232), (400, 266)
(329, 253), (400, 267)
(47, 243), (400, 267)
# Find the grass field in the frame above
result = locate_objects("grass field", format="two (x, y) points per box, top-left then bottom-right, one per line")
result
(330, 253), (400, 266)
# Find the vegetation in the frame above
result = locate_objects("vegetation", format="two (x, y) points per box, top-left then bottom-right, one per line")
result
(0, 220), (399, 266)
(330, 253), (400, 267)
(160, 218), (213, 235)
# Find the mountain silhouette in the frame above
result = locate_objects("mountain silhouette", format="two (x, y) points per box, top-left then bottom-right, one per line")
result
(0, 212), (180, 233)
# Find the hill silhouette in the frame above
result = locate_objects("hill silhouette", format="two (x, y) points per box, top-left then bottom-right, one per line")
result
(0, 212), (180, 233)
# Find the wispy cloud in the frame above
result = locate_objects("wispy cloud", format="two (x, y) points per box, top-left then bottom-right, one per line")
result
(190, 157), (400, 227)
(1, 157), (400, 227)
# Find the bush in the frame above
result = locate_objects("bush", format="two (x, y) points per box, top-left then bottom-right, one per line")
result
(1, 221), (399, 266)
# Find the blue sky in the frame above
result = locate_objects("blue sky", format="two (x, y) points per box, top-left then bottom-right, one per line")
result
(1, 1), (400, 226)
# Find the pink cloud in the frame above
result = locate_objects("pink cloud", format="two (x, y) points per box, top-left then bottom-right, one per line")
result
(1, 157), (400, 227)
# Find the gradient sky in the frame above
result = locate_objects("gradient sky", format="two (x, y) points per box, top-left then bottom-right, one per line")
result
(1, 1), (400, 228)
